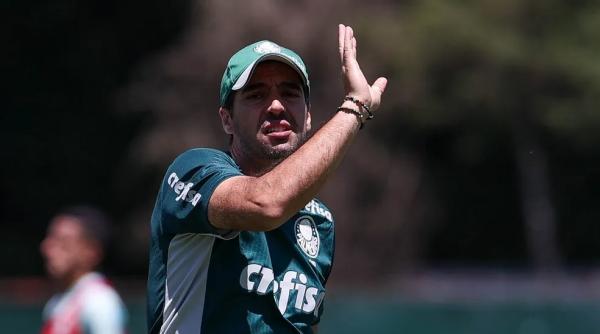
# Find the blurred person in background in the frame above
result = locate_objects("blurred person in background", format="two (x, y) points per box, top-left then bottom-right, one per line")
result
(146, 24), (387, 333)
(40, 205), (127, 334)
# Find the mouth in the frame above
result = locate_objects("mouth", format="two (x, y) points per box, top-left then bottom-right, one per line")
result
(263, 120), (293, 139)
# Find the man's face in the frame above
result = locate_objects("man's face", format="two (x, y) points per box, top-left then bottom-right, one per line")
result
(222, 61), (311, 161)
(40, 216), (97, 282)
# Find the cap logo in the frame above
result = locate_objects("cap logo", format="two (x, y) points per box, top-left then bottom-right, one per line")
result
(254, 41), (282, 54)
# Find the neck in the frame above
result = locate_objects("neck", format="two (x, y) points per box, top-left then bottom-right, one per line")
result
(230, 146), (281, 177)
(57, 270), (90, 291)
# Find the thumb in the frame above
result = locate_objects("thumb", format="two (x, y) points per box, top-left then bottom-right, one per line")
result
(372, 77), (388, 96)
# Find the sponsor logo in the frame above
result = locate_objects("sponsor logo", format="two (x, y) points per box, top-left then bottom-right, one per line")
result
(167, 172), (201, 206)
(304, 200), (333, 221)
(240, 264), (325, 315)
(295, 216), (320, 258)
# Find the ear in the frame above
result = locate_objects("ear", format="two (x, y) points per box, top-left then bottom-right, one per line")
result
(219, 107), (234, 135)
(82, 241), (103, 271)
(305, 106), (312, 132)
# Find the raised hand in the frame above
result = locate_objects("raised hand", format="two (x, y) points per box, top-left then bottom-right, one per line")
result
(338, 24), (388, 112)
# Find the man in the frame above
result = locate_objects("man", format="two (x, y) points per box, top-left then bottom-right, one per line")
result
(147, 24), (387, 333)
(40, 205), (127, 334)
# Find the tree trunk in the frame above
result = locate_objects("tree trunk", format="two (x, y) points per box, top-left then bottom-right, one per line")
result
(512, 116), (562, 272)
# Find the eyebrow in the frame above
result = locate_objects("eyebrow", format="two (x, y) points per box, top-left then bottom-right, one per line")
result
(279, 82), (303, 91)
(241, 83), (267, 93)
(241, 81), (302, 93)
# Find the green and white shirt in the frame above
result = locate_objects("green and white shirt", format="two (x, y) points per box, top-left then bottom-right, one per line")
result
(147, 148), (335, 334)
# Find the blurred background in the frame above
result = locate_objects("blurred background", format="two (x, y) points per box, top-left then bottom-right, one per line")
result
(3, 0), (600, 332)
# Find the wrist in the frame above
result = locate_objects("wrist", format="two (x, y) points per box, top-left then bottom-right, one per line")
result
(340, 100), (358, 111)
(337, 102), (365, 129)
(336, 96), (374, 130)
(344, 96), (373, 119)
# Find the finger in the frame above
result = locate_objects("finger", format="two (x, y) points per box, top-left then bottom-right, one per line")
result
(352, 36), (357, 58)
(344, 26), (353, 55)
(372, 77), (388, 96)
(338, 24), (345, 65)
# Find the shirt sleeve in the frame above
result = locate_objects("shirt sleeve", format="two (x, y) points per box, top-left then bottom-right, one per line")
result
(158, 148), (243, 237)
(81, 286), (127, 334)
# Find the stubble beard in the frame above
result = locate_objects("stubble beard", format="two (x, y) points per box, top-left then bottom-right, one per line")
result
(257, 131), (308, 161)
(236, 130), (309, 173)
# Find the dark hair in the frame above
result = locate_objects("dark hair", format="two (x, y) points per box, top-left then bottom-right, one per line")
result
(57, 205), (112, 249)
(223, 92), (235, 111)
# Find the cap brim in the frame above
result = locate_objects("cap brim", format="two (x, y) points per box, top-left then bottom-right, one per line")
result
(231, 54), (308, 91)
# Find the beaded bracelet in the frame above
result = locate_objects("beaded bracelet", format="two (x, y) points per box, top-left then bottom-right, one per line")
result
(344, 96), (374, 119)
(337, 107), (365, 129)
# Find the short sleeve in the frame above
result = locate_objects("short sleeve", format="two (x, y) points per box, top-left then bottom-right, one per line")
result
(81, 285), (127, 334)
(157, 148), (243, 237)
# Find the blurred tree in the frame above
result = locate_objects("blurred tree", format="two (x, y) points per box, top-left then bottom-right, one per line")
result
(3, 0), (600, 281)
(112, 0), (600, 279)
(361, 0), (600, 271)
(1, 0), (190, 275)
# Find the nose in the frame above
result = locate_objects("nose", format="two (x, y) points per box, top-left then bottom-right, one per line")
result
(266, 98), (285, 116)
(40, 236), (54, 258)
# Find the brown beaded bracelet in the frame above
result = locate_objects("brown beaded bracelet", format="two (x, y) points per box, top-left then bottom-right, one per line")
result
(344, 96), (374, 119)
(337, 106), (365, 129)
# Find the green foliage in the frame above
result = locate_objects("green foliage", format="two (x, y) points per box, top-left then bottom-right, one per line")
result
(360, 0), (600, 140)
(4, 0), (600, 276)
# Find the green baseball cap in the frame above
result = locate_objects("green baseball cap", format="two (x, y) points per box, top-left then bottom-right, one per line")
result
(219, 40), (310, 107)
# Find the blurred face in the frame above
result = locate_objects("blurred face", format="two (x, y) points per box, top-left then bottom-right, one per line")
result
(40, 216), (99, 284)
(220, 61), (311, 162)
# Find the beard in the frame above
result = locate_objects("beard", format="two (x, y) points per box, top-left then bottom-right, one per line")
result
(264, 133), (307, 160)
(249, 130), (308, 161)
(232, 122), (309, 165)
(228, 109), (311, 175)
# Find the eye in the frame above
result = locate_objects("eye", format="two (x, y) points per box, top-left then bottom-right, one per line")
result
(244, 92), (264, 101)
(249, 92), (262, 99)
(282, 89), (302, 99)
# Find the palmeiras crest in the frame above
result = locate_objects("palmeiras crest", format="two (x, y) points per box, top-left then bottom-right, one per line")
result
(294, 216), (320, 258)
